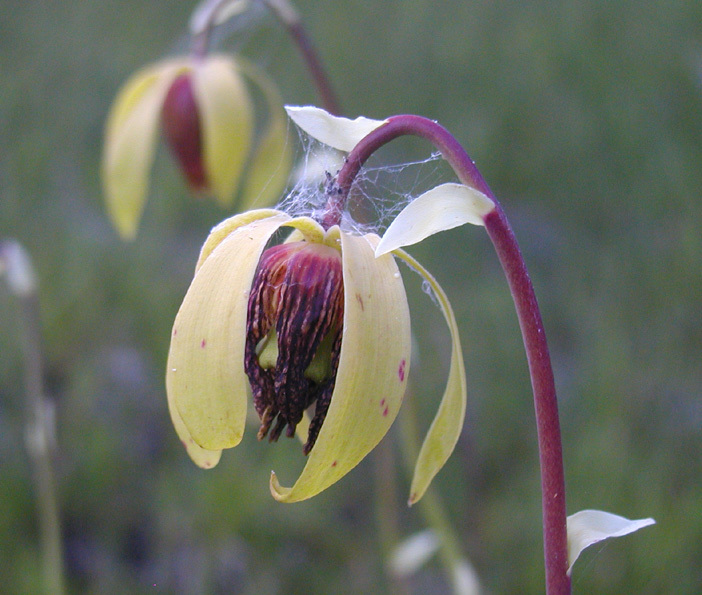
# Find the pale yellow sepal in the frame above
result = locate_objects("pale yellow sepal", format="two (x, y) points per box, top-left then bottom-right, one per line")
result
(166, 215), (289, 453)
(102, 59), (187, 239)
(166, 378), (222, 469)
(193, 55), (254, 207)
(270, 231), (411, 502)
(285, 105), (388, 152)
(375, 183), (496, 257)
(566, 510), (655, 575)
(237, 60), (293, 210)
(393, 249), (466, 505)
(196, 209), (285, 271)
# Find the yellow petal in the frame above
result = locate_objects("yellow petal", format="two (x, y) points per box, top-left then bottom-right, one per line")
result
(567, 510), (655, 575)
(271, 229), (411, 502)
(193, 55), (254, 207)
(393, 249), (466, 505)
(166, 214), (290, 451)
(285, 105), (388, 152)
(237, 59), (293, 210)
(102, 59), (187, 239)
(166, 378), (222, 469)
(195, 208), (285, 271)
(375, 183), (496, 256)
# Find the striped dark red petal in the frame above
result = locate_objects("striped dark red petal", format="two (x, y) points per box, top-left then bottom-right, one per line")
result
(244, 241), (344, 453)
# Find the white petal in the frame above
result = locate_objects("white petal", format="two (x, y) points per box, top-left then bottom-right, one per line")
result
(376, 183), (495, 256)
(285, 105), (387, 152)
(567, 509), (655, 575)
(389, 530), (439, 577)
(189, 0), (250, 35)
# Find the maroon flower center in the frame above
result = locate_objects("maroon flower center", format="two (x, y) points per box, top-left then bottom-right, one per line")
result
(245, 240), (344, 454)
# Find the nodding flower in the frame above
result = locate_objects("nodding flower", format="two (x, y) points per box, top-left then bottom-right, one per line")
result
(165, 107), (498, 504)
(102, 54), (290, 239)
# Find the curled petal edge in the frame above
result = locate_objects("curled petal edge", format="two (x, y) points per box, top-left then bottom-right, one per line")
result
(285, 105), (387, 152)
(566, 509), (655, 575)
(375, 183), (496, 257)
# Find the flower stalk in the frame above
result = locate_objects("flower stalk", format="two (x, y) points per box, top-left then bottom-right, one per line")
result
(330, 115), (571, 594)
(0, 241), (66, 595)
(191, 0), (340, 114)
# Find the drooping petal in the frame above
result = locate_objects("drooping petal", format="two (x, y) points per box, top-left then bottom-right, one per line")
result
(102, 59), (187, 239)
(566, 510), (655, 575)
(375, 183), (496, 256)
(166, 379), (222, 469)
(166, 213), (290, 453)
(393, 249), (466, 505)
(237, 59), (293, 210)
(270, 230), (411, 502)
(285, 105), (388, 152)
(192, 55), (254, 207)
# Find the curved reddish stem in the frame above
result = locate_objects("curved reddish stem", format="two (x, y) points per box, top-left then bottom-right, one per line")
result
(333, 115), (571, 594)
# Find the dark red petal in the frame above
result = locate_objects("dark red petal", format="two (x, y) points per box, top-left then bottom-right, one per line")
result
(161, 73), (208, 191)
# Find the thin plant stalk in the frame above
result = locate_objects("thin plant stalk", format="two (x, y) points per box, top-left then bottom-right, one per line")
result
(1, 241), (66, 595)
(192, 0), (340, 114)
(373, 439), (413, 595)
(398, 394), (480, 595)
(328, 116), (571, 594)
(261, 0), (341, 114)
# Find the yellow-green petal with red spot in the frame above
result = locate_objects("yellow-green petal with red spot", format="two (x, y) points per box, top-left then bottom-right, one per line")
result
(393, 249), (466, 505)
(102, 59), (187, 239)
(271, 230), (411, 502)
(237, 59), (293, 210)
(375, 183), (496, 257)
(166, 214), (289, 451)
(193, 55), (254, 207)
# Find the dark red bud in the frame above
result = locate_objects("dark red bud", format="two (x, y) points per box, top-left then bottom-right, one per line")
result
(161, 73), (208, 192)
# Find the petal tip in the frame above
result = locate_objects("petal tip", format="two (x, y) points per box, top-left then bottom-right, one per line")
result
(566, 509), (656, 575)
(285, 105), (387, 152)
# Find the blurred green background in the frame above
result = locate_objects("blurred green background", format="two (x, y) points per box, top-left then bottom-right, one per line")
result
(1, 0), (701, 593)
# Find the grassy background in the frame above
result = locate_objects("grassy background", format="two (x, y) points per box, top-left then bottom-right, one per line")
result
(1, 0), (701, 592)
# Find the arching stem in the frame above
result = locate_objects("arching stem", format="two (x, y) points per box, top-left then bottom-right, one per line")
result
(332, 115), (571, 594)
(261, 0), (341, 115)
(191, 0), (340, 114)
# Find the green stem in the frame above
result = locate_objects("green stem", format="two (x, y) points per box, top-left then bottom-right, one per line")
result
(1, 241), (66, 595)
(398, 395), (477, 595)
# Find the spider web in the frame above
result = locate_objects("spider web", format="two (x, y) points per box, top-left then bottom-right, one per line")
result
(277, 126), (454, 237)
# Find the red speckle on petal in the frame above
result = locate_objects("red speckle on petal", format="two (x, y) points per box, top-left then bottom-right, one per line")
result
(398, 358), (406, 382)
(383, 406), (389, 417)
(200, 339), (207, 348)
(173, 328), (178, 336)
(355, 293), (364, 310)
(332, 460), (338, 467)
